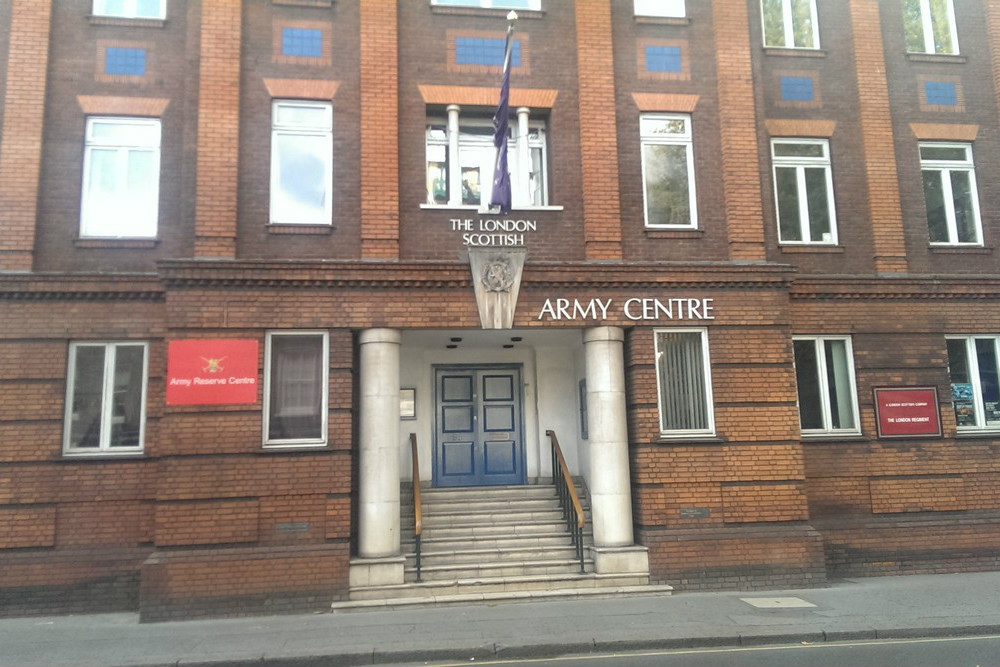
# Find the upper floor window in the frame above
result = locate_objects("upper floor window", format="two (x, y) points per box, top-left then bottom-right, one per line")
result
(635, 0), (685, 18)
(947, 336), (1000, 432)
(771, 139), (837, 245)
(81, 117), (161, 238)
(793, 336), (860, 435)
(761, 0), (819, 49)
(271, 100), (333, 226)
(920, 143), (981, 246)
(64, 342), (148, 455)
(264, 331), (329, 447)
(903, 0), (959, 55)
(655, 329), (715, 437)
(640, 114), (697, 229)
(426, 106), (547, 209)
(431, 0), (540, 9)
(92, 0), (166, 19)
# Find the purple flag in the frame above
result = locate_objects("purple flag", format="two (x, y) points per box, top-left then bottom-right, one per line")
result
(489, 19), (516, 213)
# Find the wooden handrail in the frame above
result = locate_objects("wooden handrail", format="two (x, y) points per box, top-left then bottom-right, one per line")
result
(410, 433), (422, 582)
(546, 430), (584, 528)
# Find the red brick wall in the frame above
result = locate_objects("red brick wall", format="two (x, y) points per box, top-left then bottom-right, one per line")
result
(0, 0), (52, 271)
(575, 0), (623, 260)
(360, 0), (400, 259)
(194, 0), (241, 258)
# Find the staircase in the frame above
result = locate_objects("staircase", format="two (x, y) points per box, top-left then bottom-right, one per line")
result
(336, 482), (673, 610)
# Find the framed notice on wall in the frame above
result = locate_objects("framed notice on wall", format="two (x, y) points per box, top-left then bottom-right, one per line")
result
(873, 387), (942, 439)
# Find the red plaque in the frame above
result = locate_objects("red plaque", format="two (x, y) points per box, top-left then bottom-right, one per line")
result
(166, 339), (259, 405)
(873, 387), (942, 438)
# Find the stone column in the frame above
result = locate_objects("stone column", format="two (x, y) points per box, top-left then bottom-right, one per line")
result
(351, 329), (404, 587)
(584, 327), (649, 575)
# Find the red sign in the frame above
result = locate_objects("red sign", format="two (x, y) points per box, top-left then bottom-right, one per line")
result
(166, 339), (259, 405)
(873, 387), (942, 438)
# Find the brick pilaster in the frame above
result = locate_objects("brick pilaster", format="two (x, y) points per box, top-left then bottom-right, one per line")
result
(712, 0), (766, 262)
(359, 0), (399, 259)
(0, 0), (52, 272)
(193, 0), (242, 258)
(575, 0), (623, 260)
(850, 0), (908, 274)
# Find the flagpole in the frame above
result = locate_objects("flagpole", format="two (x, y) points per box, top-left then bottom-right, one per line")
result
(488, 11), (517, 214)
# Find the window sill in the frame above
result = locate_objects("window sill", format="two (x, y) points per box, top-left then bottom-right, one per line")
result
(88, 15), (166, 28)
(930, 245), (991, 254)
(634, 16), (690, 26)
(644, 228), (704, 239)
(272, 0), (333, 7)
(801, 433), (865, 443)
(907, 53), (967, 64)
(655, 435), (724, 445)
(430, 6), (544, 20)
(955, 429), (1000, 439)
(260, 443), (329, 452)
(763, 47), (827, 59)
(75, 238), (159, 249)
(267, 224), (335, 235)
(780, 244), (844, 254)
(419, 204), (564, 212)
(63, 450), (146, 459)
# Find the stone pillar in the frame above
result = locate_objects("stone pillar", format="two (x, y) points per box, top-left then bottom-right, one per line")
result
(584, 327), (649, 575)
(351, 329), (404, 587)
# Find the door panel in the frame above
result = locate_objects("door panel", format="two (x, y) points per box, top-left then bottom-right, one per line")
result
(435, 366), (524, 487)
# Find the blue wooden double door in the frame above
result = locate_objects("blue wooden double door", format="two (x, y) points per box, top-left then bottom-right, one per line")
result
(434, 365), (525, 487)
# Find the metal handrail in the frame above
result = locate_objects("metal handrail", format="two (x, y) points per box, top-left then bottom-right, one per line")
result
(410, 433), (423, 583)
(545, 429), (586, 574)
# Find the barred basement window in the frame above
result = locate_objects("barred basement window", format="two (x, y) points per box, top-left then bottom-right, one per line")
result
(920, 143), (982, 246)
(793, 336), (859, 435)
(271, 100), (333, 226)
(771, 139), (837, 245)
(80, 117), (161, 238)
(903, 0), (959, 55)
(655, 329), (715, 437)
(946, 336), (1000, 432)
(761, 0), (819, 49)
(64, 342), (148, 455)
(92, 0), (166, 19)
(640, 113), (697, 229)
(264, 331), (328, 447)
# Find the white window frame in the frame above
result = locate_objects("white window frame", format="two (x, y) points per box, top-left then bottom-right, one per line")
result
(771, 138), (838, 245)
(263, 331), (329, 448)
(793, 336), (861, 436)
(761, 0), (820, 49)
(640, 113), (698, 230)
(654, 328), (715, 438)
(92, 0), (166, 19)
(430, 0), (541, 9)
(634, 0), (685, 18)
(424, 105), (549, 210)
(919, 142), (982, 247)
(63, 342), (149, 456)
(80, 117), (161, 239)
(904, 0), (959, 55)
(270, 100), (333, 226)
(946, 335), (1000, 433)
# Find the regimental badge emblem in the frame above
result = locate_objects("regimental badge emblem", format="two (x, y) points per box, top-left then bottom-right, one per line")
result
(482, 258), (514, 293)
(200, 356), (227, 373)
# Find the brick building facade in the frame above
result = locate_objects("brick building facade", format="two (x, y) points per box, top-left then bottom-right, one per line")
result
(1, 0), (999, 620)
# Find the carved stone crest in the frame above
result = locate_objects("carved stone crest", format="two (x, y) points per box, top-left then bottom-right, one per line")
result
(468, 248), (526, 329)
(482, 258), (514, 293)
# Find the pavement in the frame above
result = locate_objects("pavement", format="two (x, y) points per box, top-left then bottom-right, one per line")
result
(3, 572), (1000, 667)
